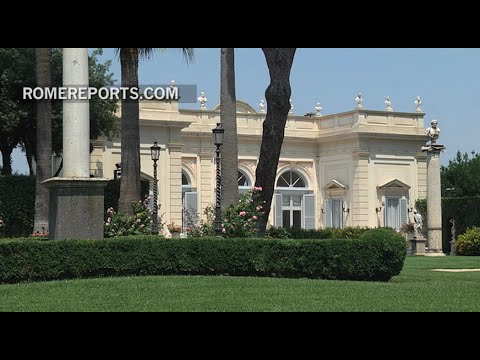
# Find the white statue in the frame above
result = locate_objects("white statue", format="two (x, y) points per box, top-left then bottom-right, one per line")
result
(198, 91), (207, 110)
(314, 102), (323, 116)
(289, 99), (294, 114)
(413, 210), (423, 238)
(385, 96), (393, 112)
(170, 80), (176, 89)
(426, 119), (440, 144)
(259, 99), (266, 113)
(355, 93), (364, 109)
(414, 96), (422, 112)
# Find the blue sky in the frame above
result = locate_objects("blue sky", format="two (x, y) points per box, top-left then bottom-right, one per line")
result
(7, 48), (479, 173)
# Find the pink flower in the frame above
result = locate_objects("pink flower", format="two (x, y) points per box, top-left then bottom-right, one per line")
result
(252, 215), (257, 220)
(222, 228), (226, 233)
(186, 227), (191, 231)
(230, 225), (234, 229)
(254, 186), (263, 191)
(256, 206), (262, 211)
(239, 211), (246, 216)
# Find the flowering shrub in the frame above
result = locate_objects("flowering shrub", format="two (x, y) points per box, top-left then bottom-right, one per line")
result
(185, 206), (215, 238)
(221, 187), (265, 238)
(104, 196), (163, 238)
(167, 222), (182, 233)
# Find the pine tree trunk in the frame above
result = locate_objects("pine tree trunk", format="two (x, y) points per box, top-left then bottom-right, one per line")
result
(255, 48), (296, 237)
(118, 48), (141, 215)
(33, 48), (52, 234)
(220, 48), (239, 208)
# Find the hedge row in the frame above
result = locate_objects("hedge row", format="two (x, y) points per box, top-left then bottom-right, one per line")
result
(0, 229), (406, 284)
(266, 226), (371, 239)
(0, 175), (36, 237)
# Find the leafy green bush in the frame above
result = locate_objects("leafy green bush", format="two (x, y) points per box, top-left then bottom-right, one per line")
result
(456, 226), (480, 255)
(221, 187), (264, 237)
(266, 226), (371, 240)
(0, 231), (406, 284)
(0, 175), (35, 237)
(105, 197), (162, 237)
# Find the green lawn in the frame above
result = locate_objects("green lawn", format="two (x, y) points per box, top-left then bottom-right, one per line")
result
(1, 256), (479, 312)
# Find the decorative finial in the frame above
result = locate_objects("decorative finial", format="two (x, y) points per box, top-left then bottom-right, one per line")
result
(289, 99), (294, 114)
(315, 102), (323, 116)
(415, 96), (422, 112)
(385, 96), (393, 112)
(259, 99), (266, 113)
(197, 91), (207, 110)
(355, 93), (364, 109)
(170, 80), (176, 89)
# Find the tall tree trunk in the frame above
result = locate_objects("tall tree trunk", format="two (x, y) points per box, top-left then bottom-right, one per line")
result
(255, 48), (296, 237)
(118, 48), (141, 215)
(220, 48), (239, 208)
(33, 48), (52, 234)
(25, 144), (35, 176)
(0, 145), (14, 175)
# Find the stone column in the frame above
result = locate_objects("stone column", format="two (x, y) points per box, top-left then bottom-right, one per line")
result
(43, 48), (108, 240)
(423, 144), (446, 256)
(62, 48), (90, 177)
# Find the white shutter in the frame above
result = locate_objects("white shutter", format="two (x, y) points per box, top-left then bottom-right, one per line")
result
(274, 193), (283, 227)
(302, 194), (316, 229)
(324, 199), (332, 228)
(400, 197), (408, 228)
(184, 192), (199, 228)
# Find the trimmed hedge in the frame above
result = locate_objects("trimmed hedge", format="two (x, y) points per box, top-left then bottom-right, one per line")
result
(0, 230), (406, 284)
(456, 226), (480, 256)
(267, 226), (371, 240)
(0, 175), (36, 237)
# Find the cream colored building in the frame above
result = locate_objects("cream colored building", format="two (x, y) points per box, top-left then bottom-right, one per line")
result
(91, 99), (428, 233)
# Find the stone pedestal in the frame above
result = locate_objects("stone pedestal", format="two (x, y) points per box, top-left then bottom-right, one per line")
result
(422, 144), (446, 257)
(409, 238), (427, 256)
(43, 178), (109, 240)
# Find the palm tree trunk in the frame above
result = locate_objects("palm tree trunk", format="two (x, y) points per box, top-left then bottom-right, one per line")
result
(0, 145), (14, 175)
(118, 48), (141, 215)
(33, 48), (52, 233)
(220, 48), (239, 208)
(255, 48), (296, 237)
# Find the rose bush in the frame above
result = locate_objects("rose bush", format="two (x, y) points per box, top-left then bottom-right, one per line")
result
(105, 196), (163, 238)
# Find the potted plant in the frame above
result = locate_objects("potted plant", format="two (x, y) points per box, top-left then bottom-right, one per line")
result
(167, 222), (182, 238)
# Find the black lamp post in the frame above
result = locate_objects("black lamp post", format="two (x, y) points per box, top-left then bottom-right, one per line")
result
(212, 123), (224, 237)
(150, 141), (161, 235)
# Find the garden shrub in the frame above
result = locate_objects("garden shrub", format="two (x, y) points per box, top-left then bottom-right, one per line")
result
(0, 230), (406, 284)
(456, 226), (480, 255)
(105, 197), (162, 237)
(0, 175), (35, 237)
(266, 226), (371, 240)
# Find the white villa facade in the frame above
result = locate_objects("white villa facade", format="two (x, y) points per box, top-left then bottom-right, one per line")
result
(90, 99), (429, 233)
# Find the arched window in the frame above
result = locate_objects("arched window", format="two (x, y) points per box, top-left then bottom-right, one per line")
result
(273, 170), (315, 230)
(238, 170), (251, 193)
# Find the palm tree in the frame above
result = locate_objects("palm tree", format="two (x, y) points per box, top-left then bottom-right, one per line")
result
(255, 48), (296, 237)
(116, 48), (194, 215)
(220, 48), (238, 208)
(33, 48), (52, 234)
